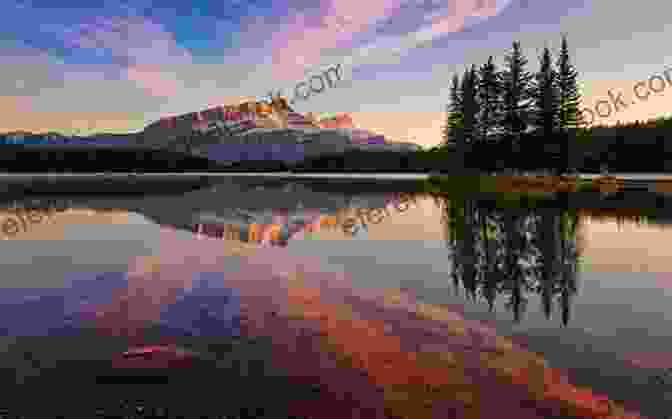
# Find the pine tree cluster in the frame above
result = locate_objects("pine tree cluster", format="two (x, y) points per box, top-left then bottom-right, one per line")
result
(442, 36), (582, 173)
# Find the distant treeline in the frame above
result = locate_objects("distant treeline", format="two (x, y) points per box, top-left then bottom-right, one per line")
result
(290, 115), (672, 173)
(434, 117), (672, 174)
(571, 117), (672, 172)
(0, 145), (233, 172)
(0, 133), (137, 146)
(2, 123), (672, 173)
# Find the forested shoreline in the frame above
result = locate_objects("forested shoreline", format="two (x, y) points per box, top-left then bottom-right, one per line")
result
(0, 145), (232, 172)
(434, 35), (672, 174)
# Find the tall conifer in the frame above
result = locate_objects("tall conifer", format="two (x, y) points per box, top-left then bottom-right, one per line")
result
(556, 35), (581, 172)
(556, 36), (581, 130)
(532, 47), (561, 137)
(443, 73), (463, 148)
(461, 65), (479, 147)
(501, 41), (533, 158)
(477, 56), (503, 143)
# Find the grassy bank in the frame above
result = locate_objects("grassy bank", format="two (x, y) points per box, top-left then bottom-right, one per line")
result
(426, 174), (622, 194)
(420, 174), (672, 214)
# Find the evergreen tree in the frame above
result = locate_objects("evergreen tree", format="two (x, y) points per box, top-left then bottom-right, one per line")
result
(443, 73), (463, 148)
(501, 41), (533, 162)
(477, 56), (503, 144)
(532, 47), (560, 136)
(556, 36), (581, 130)
(531, 46), (561, 172)
(556, 36), (581, 172)
(460, 65), (479, 148)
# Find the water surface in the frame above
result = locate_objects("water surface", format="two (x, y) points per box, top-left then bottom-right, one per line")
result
(0, 179), (670, 418)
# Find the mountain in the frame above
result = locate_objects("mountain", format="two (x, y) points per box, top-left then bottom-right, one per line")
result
(0, 98), (422, 171)
(317, 114), (355, 129)
(139, 99), (421, 164)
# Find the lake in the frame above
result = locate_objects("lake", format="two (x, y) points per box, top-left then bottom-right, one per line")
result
(0, 177), (670, 418)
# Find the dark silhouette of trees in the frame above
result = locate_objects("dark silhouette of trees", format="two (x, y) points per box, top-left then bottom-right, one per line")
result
(460, 66), (479, 171)
(434, 35), (670, 174)
(461, 66), (480, 144)
(437, 34), (671, 175)
(477, 56), (503, 145)
(439, 195), (581, 324)
(555, 35), (582, 173)
(529, 46), (563, 174)
(443, 74), (463, 149)
(0, 145), (232, 172)
(556, 36), (582, 132)
(501, 41), (534, 166)
(576, 116), (672, 172)
(531, 47), (561, 153)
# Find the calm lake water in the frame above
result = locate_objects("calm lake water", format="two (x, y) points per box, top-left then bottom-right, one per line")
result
(1, 178), (671, 418)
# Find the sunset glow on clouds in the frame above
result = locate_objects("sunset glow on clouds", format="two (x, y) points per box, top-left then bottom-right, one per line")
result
(269, 0), (407, 79)
(3, 0), (672, 146)
(52, 14), (193, 97)
(268, 0), (508, 81)
(125, 65), (184, 97)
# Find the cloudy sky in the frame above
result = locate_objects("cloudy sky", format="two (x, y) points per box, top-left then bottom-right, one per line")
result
(3, 0), (671, 147)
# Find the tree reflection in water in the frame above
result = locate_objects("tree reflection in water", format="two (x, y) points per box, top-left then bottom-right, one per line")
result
(437, 196), (581, 326)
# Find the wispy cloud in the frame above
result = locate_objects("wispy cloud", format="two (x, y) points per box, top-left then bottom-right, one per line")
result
(266, 0), (511, 81)
(47, 14), (192, 97)
(344, 0), (508, 68)
(267, 0), (408, 80)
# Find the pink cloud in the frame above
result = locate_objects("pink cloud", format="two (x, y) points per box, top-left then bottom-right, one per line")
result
(268, 0), (505, 81)
(424, 0), (499, 34)
(68, 16), (191, 66)
(57, 15), (192, 97)
(126, 64), (182, 97)
(0, 96), (36, 132)
(9, 96), (33, 113)
(269, 0), (406, 80)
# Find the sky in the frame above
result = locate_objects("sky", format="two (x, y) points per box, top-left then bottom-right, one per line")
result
(2, 0), (672, 147)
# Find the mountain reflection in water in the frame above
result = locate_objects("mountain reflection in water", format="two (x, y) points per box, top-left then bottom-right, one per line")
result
(2, 181), (672, 418)
(4, 184), (672, 330)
